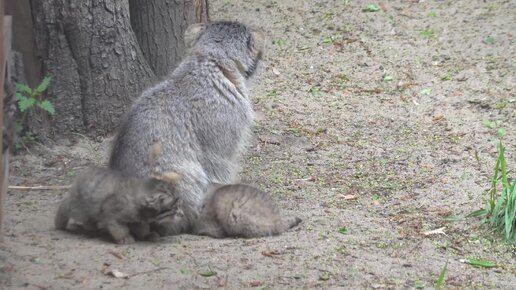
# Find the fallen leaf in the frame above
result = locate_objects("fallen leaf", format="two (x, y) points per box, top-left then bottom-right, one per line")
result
(422, 227), (447, 236)
(372, 200), (381, 205)
(249, 281), (264, 287)
(109, 251), (123, 260)
(432, 115), (445, 122)
(106, 269), (129, 279)
(261, 250), (281, 258)
(343, 194), (356, 200)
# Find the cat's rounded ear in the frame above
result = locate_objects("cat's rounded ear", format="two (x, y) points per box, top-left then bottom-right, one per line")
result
(184, 23), (207, 48)
(157, 172), (181, 183)
(250, 28), (266, 55)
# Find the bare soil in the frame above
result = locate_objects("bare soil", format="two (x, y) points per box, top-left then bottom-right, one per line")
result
(1, 0), (515, 289)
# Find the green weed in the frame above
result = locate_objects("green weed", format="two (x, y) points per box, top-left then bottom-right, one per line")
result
(483, 37), (496, 44)
(419, 29), (435, 37)
(309, 86), (322, 97)
(470, 141), (515, 244)
(362, 4), (380, 12)
(383, 75), (394, 82)
(14, 76), (54, 149)
(434, 260), (447, 290)
(462, 258), (497, 268)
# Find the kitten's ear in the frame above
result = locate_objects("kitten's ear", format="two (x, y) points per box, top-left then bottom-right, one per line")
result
(158, 172), (181, 183)
(250, 28), (266, 55)
(184, 23), (207, 48)
(146, 172), (181, 190)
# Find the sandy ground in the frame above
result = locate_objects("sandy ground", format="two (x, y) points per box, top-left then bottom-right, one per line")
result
(1, 0), (515, 289)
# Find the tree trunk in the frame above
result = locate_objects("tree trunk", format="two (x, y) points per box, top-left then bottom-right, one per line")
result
(30, 0), (156, 137)
(8, 0), (208, 138)
(129, 0), (209, 77)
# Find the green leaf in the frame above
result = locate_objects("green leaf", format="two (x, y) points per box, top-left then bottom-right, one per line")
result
(15, 82), (32, 94)
(419, 29), (435, 37)
(35, 76), (51, 94)
(272, 39), (286, 46)
(495, 128), (506, 138)
(199, 271), (217, 277)
(434, 261), (447, 290)
(15, 92), (24, 101)
(362, 4), (380, 12)
(319, 271), (330, 281)
(37, 100), (56, 115)
(383, 75), (393, 81)
(309, 86), (322, 97)
(338, 227), (348, 235)
(463, 258), (497, 268)
(322, 36), (336, 43)
(440, 74), (452, 81)
(467, 208), (488, 218)
(427, 11), (437, 17)
(18, 96), (36, 112)
(414, 281), (425, 289)
(483, 37), (496, 44)
(481, 118), (496, 129)
(266, 90), (278, 97)
(420, 88), (432, 95)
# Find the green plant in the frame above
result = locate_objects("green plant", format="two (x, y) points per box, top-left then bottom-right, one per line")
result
(434, 260), (447, 290)
(470, 142), (515, 244)
(14, 76), (54, 149)
(362, 4), (380, 12)
(309, 86), (322, 97)
(419, 29), (435, 37)
(483, 37), (496, 44)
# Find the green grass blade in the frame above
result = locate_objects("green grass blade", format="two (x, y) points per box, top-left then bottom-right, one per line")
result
(434, 261), (447, 290)
(498, 142), (508, 188)
(505, 181), (516, 242)
(463, 258), (497, 268)
(491, 188), (506, 228)
(467, 209), (488, 218)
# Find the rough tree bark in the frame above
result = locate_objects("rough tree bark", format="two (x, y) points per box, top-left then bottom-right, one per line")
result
(129, 0), (209, 77)
(30, 0), (156, 136)
(8, 0), (208, 138)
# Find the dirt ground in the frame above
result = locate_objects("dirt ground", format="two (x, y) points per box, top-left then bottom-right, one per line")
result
(1, 0), (515, 289)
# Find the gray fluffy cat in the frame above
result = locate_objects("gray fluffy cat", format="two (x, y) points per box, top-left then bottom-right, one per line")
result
(109, 21), (265, 236)
(193, 184), (302, 238)
(55, 167), (181, 244)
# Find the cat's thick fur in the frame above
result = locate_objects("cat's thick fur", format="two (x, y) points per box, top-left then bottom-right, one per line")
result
(55, 167), (181, 244)
(109, 21), (265, 236)
(193, 184), (301, 238)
